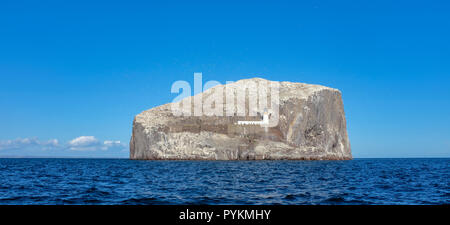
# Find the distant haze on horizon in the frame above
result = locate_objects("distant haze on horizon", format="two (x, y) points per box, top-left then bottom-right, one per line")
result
(0, 0), (449, 158)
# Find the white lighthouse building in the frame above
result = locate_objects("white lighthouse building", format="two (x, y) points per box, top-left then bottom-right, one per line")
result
(237, 109), (270, 126)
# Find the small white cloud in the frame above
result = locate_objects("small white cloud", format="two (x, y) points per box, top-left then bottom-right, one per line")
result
(0, 137), (58, 151)
(46, 139), (59, 147)
(104, 140), (121, 145)
(68, 136), (127, 151)
(102, 140), (126, 151)
(68, 136), (99, 148)
(0, 136), (129, 156)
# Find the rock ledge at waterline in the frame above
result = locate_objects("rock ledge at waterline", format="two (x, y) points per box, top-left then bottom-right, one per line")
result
(130, 78), (351, 160)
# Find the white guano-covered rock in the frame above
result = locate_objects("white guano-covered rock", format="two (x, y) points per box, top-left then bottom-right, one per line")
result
(130, 78), (351, 160)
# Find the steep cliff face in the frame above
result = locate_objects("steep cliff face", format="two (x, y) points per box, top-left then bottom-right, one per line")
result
(130, 78), (351, 160)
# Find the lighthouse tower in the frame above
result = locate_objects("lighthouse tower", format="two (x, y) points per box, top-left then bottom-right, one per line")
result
(262, 110), (269, 125)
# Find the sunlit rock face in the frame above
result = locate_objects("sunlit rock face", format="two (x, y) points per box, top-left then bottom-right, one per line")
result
(130, 78), (351, 160)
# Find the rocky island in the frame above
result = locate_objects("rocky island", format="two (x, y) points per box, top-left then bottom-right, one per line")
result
(130, 78), (351, 160)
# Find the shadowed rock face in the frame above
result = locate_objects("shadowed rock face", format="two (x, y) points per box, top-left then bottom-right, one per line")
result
(130, 78), (351, 160)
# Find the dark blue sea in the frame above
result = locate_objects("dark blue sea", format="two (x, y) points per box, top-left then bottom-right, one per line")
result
(0, 158), (448, 205)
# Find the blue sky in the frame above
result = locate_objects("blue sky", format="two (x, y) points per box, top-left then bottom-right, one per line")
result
(0, 0), (449, 158)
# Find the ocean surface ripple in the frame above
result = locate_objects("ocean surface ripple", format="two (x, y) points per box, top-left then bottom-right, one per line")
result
(0, 158), (448, 205)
